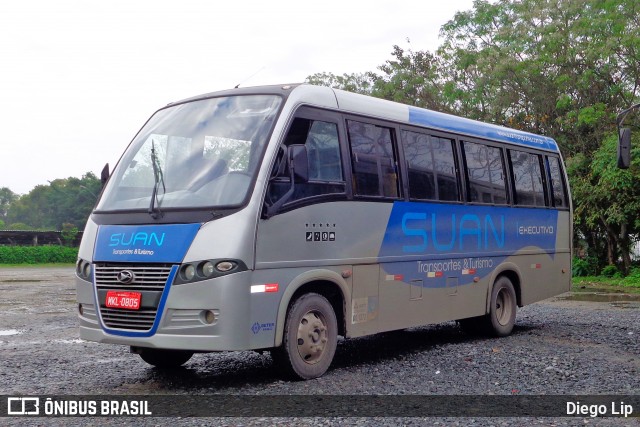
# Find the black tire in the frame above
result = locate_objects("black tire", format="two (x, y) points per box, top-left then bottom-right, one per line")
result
(481, 276), (517, 337)
(271, 293), (338, 380)
(138, 348), (193, 368)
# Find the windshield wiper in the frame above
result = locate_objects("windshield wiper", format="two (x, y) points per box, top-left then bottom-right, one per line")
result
(148, 140), (165, 219)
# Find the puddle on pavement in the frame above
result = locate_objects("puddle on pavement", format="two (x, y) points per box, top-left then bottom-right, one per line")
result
(558, 291), (640, 308)
(610, 301), (640, 309)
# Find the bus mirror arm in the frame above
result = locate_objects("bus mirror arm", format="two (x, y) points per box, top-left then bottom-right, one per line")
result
(616, 103), (640, 169)
(618, 128), (631, 169)
(100, 163), (110, 187)
(264, 145), (309, 219)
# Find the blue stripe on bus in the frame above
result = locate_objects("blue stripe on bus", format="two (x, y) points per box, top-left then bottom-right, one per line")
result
(378, 202), (559, 288)
(379, 201), (558, 258)
(408, 107), (558, 151)
(94, 223), (201, 263)
(96, 265), (178, 338)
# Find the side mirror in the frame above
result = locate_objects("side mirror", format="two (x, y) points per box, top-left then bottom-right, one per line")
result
(101, 163), (110, 186)
(618, 128), (631, 169)
(263, 145), (309, 219)
(288, 144), (309, 182)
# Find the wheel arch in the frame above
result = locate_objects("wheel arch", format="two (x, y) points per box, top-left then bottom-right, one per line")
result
(485, 262), (523, 313)
(274, 269), (348, 347)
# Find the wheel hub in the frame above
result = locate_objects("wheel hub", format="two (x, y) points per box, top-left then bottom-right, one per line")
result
(296, 310), (328, 364)
(495, 288), (513, 326)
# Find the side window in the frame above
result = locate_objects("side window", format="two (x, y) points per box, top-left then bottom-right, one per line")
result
(347, 120), (399, 198)
(547, 156), (568, 208)
(401, 130), (459, 201)
(509, 150), (545, 207)
(306, 121), (343, 181)
(463, 141), (508, 205)
(268, 117), (345, 205)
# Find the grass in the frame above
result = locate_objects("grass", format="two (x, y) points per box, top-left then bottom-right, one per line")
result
(0, 246), (78, 264)
(572, 276), (640, 294)
(0, 263), (75, 268)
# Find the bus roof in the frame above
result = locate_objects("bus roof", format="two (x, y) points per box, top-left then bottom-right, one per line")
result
(329, 86), (559, 152)
(169, 84), (560, 152)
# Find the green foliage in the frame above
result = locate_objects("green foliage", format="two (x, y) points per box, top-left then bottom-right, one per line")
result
(0, 246), (78, 264)
(373, 43), (447, 111)
(5, 172), (100, 231)
(627, 268), (640, 286)
(600, 265), (620, 278)
(61, 223), (79, 246)
(569, 132), (640, 273)
(0, 187), (17, 222)
(306, 42), (449, 112)
(8, 222), (32, 231)
(308, 0), (640, 277)
(573, 275), (640, 290)
(436, 0), (638, 155)
(572, 257), (597, 277)
(306, 72), (375, 95)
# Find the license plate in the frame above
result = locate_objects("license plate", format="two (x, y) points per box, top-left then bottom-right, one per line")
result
(105, 291), (141, 310)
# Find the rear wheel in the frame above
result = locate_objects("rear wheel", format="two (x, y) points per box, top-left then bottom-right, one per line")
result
(137, 348), (193, 368)
(271, 293), (337, 380)
(482, 276), (517, 337)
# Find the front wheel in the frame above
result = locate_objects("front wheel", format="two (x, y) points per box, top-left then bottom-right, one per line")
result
(482, 276), (517, 337)
(271, 293), (338, 380)
(137, 348), (193, 368)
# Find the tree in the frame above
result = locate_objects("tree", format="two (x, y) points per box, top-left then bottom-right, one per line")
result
(373, 43), (449, 111)
(6, 185), (52, 230)
(438, 0), (640, 157)
(306, 43), (449, 112)
(46, 173), (102, 230)
(0, 187), (17, 222)
(6, 172), (101, 230)
(306, 71), (376, 95)
(307, 0), (640, 272)
(569, 133), (640, 273)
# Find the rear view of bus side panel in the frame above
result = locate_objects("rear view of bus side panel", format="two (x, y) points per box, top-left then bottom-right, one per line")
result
(518, 209), (572, 306)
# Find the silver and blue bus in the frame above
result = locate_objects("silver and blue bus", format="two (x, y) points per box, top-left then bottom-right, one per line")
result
(75, 84), (572, 379)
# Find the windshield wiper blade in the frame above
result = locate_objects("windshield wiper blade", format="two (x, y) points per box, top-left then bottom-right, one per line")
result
(148, 140), (165, 219)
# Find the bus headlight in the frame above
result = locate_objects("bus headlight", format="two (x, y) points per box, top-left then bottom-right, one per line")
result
(76, 259), (92, 281)
(181, 264), (196, 281)
(83, 262), (92, 279)
(201, 261), (215, 277)
(173, 259), (247, 285)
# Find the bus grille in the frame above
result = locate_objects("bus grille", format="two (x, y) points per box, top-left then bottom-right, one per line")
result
(94, 263), (173, 331)
(99, 308), (158, 331)
(94, 264), (172, 292)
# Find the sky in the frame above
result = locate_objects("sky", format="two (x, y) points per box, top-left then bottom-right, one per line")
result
(0, 0), (474, 195)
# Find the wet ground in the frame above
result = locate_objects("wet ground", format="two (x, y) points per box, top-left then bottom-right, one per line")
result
(554, 284), (640, 310)
(0, 266), (638, 426)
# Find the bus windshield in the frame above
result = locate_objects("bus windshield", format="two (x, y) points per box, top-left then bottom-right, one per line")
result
(96, 95), (282, 213)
